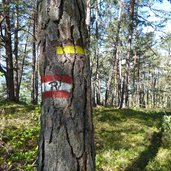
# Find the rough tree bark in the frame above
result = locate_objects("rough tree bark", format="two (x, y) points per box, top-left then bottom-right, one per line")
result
(3, 0), (15, 101)
(37, 0), (95, 170)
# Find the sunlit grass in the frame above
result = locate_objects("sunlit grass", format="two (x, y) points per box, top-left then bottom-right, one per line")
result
(0, 104), (171, 170)
(94, 107), (171, 171)
(0, 103), (40, 171)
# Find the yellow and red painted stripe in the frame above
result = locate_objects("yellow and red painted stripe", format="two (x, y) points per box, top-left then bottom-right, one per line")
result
(41, 74), (73, 99)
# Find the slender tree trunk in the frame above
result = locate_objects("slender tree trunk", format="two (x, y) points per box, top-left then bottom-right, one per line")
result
(95, 0), (101, 105)
(31, 10), (38, 104)
(119, 77), (125, 109)
(92, 82), (96, 107)
(86, 0), (95, 107)
(3, 0), (15, 101)
(116, 53), (121, 107)
(147, 89), (149, 108)
(18, 26), (31, 95)
(35, 57), (39, 104)
(106, 0), (124, 106)
(86, 0), (91, 45)
(105, 80), (108, 106)
(132, 0), (139, 107)
(117, 53), (122, 107)
(136, 56), (140, 107)
(37, 0), (95, 170)
(14, 1), (19, 102)
(152, 76), (157, 108)
(124, 0), (135, 107)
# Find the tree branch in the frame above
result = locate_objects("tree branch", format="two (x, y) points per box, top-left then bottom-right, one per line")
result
(0, 63), (6, 75)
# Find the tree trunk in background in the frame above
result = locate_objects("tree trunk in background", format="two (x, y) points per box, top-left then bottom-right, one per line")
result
(117, 56), (122, 106)
(95, 0), (101, 105)
(86, 0), (96, 107)
(18, 25), (31, 98)
(106, 0), (123, 106)
(3, 0), (15, 101)
(31, 9), (38, 104)
(119, 78), (125, 109)
(124, 0), (135, 107)
(14, 1), (19, 102)
(152, 74), (157, 108)
(132, 0), (139, 107)
(37, 0), (95, 170)
(86, 0), (91, 45)
(136, 55), (140, 107)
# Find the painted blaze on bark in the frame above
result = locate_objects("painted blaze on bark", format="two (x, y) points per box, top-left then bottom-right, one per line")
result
(37, 0), (95, 170)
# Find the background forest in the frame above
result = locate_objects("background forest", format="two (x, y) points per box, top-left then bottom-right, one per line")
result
(1, 0), (171, 170)
(0, 0), (171, 109)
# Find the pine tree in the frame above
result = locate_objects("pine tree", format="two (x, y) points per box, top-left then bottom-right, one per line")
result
(37, 0), (95, 170)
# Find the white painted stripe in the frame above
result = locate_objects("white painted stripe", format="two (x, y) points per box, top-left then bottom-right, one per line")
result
(42, 81), (72, 93)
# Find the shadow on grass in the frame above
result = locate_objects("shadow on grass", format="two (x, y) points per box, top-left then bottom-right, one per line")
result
(125, 130), (163, 171)
(95, 108), (163, 129)
(94, 108), (164, 169)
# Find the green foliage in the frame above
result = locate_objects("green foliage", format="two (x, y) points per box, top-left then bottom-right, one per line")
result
(162, 115), (171, 147)
(0, 103), (40, 170)
(163, 115), (171, 132)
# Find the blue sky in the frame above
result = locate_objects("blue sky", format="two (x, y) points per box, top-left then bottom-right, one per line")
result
(142, 0), (171, 34)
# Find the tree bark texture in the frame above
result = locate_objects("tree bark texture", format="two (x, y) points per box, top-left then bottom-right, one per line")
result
(14, 0), (19, 102)
(37, 0), (95, 170)
(3, 0), (15, 101)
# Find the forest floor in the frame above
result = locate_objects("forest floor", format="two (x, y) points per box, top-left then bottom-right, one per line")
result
(0, 103), (171, 171)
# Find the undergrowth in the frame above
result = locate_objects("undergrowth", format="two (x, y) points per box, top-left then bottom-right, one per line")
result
(0, 103), (40, 171)
(0, 103), (171, 170)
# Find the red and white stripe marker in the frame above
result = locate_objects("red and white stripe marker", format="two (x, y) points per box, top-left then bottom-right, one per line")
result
(41, 75), (73, 99)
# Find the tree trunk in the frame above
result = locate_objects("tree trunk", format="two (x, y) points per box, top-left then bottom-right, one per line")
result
(14, 0), (19, 102)
(117, 52), (122, 107)
(119, 78), (125, 109)
(124, 0), (135, 107)
(136, 55), (140, 107)
(132, 0), (139, 107)
(106, 0), (123, 106)
(86, 0), (91, 45)
(3, 0), (15, 101)
(18, 25), (31, 98)
(31, 9), (38, 104)
(37, 0), (95, 170)
(86, 0), (95, 107)
(95, 0), (101, 105)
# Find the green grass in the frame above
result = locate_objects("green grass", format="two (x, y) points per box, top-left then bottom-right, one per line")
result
(0, 102), (40, 171)
(0, 103), (171, 170)
(94, 107), (171, 171)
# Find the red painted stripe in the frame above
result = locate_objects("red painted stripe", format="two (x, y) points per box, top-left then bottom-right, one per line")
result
(42, 91), (70, 99)
(41, 75), (72, 84)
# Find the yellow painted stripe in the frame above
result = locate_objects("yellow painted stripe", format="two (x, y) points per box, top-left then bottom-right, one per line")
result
(56, 46), (85, 55)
